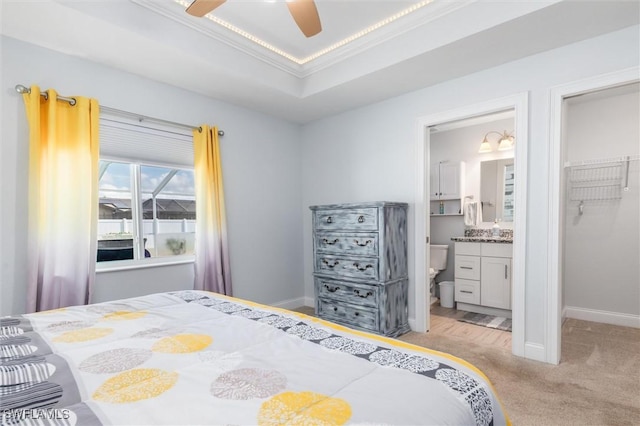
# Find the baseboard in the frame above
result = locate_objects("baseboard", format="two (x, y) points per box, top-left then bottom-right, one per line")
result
(408, 317), (416, 331)
(303, 297), (315, 308)
(270, 297), (307, 310)
(564, 306), (640, 328)
(524, 342), (546, 362)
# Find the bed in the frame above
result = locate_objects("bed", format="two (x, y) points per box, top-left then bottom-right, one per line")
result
(1, 291), (509, 425)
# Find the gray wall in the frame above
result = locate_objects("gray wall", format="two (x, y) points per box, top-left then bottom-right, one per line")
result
(0, 36), (304, 315)
(301, 26), (639, 353)
(563, 87), (640, 318)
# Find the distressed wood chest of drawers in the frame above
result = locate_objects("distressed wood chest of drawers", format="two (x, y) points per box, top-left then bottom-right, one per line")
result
(310, 202), (409, 337)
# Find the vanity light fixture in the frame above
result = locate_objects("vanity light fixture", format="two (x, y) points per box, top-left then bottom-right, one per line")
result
(478, 130), (515, 153)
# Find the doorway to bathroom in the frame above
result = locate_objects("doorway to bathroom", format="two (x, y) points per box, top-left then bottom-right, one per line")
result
(548, 69), (639, 364)
(428, 111), (515, 350)
(414, 93), (528, 359)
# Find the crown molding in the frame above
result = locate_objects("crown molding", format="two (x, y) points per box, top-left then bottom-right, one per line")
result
(132, 0), (471, 79)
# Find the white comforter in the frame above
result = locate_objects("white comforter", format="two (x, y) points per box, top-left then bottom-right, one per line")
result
(1, 291), (510, 425)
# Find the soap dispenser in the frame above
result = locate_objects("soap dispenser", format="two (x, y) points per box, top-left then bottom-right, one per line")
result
(492, 220), (501, 238)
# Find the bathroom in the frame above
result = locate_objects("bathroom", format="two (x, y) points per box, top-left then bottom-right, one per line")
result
(428, 110), (516, 344)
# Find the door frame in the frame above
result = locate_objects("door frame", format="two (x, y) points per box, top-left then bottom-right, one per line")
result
(413, 93), (528, 359)
(547, 66), (639, 364)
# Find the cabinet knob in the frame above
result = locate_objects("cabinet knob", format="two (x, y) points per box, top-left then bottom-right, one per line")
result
(353, 263), (373, 272)
(353, 289), (373, 298)
(326, 216), (333, 223)
(322, 259), (339, 268)
(357, 215), (364, 223)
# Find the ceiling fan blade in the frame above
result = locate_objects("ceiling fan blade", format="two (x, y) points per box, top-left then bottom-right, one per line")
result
(286, 0), (322, 38)
(186, 0), (226, 17)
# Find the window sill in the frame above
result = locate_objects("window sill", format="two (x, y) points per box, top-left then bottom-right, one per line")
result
(96, 255), (195, 273)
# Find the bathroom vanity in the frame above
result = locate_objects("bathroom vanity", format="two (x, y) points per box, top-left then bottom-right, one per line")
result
(452, 238), (513, 318)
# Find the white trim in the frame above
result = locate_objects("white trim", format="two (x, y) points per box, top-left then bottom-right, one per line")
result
(304, 297), (315, 308)
(547, 66), (640, 365)
(408, 316), (417, 331)
(524, 342), (546, 363)
(96, 256), (195, 273)
(414, 93), (528, 358)
(564, 306), (640, 329)
(271, 297), (308, 310)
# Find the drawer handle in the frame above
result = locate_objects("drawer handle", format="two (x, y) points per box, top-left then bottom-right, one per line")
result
(357, 215), (365, 223)
(460, 290), (473, 294)
(323, 238), (339, 245)
(460, 266), (473, 270)
(326, 216), (333, 224)
(354, 239), (372, 247)
(353, 263), (373, 272)
(322, 259), (340, 268)
(323, 284), (339, 293)
(333, 307), (338, 312)
(354, 312), (360, 316)
(353, 289), (373, 298)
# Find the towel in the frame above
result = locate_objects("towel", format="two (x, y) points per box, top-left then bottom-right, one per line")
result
(464, 200), (482, 227)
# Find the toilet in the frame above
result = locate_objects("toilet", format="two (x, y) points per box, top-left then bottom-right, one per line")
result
(429, 245), (449, 304)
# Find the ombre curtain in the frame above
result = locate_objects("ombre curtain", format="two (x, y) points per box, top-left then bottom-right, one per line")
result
(193, 125), (232, 295)
(23, 86), (99, 313)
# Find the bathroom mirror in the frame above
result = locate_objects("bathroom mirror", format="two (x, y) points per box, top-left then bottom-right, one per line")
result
(480, 159), (514, 222)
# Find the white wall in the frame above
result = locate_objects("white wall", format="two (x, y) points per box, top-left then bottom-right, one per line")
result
(0, 36), (304, 315)
(563, 87), (640, 321)
(301, 26), (640, 354)
(429, 117), (515, 283)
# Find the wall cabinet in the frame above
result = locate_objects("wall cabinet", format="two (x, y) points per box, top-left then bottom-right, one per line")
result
(454, 242), (512, 316)
(430, 161), (465, 216)
(431, 161), (464, 200)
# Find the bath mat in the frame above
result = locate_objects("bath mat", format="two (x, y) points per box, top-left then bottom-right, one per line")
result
(458, 312), (512, 332)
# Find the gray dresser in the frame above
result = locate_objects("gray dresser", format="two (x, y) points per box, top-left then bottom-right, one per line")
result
(310, 202), (409, 337)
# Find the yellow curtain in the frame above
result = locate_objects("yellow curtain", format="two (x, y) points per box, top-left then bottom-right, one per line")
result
(193, 125), (232, 295)
(23, 86), (99, 312)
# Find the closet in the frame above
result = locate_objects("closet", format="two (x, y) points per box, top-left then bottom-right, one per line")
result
(562, 83), (640, 328)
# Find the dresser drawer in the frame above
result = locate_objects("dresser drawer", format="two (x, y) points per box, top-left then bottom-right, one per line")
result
(316, 278), (378, 307)
(314, 208), (378, 231)
(316, 255), (379, 281)
(315, 232), (378, 256)
(454, 255), (480, 280)
(454, 279), (480, 304)
(317, 299), (378, 332)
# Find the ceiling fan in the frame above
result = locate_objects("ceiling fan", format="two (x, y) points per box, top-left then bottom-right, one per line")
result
(185, 0), (322, 38)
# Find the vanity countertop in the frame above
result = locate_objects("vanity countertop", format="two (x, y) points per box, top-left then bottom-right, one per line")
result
(451, 236), (513, 244)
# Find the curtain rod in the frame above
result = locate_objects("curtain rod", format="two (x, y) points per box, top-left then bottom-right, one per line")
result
(14, 84), (224, 136)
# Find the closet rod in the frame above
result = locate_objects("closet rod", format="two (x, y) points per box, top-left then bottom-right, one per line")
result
(15, 84), (224, 137)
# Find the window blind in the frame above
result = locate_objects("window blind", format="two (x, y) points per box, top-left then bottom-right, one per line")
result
(99, 116), (194, 168)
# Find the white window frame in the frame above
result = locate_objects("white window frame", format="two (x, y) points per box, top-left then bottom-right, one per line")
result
(96, 115), (196, 272)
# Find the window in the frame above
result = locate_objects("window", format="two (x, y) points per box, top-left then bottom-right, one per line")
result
(97, 115), (195, 266)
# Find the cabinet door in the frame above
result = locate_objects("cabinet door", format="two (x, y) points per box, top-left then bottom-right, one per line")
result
(480, 257), (511, 309)
(438, 162), (461, 200)
(430, 165), (440, 200)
